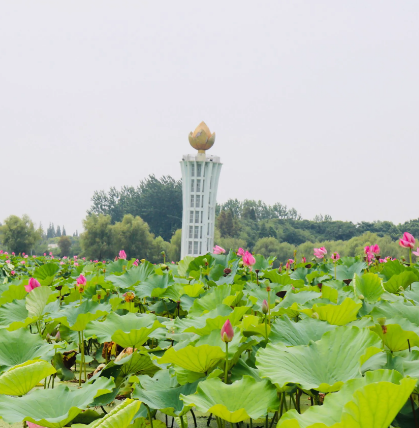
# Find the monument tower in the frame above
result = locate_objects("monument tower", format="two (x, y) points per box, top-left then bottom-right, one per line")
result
(180, 122), (222, 259)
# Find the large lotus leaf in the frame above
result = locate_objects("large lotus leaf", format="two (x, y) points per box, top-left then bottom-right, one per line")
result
(0, 376), (114, 427)
(0, 328), (54, 373)
(85, 312), (162, 348)
(300, 298), (362, 326)
(0, 299), (36, 330)
(0, 359), (56, 395)
(173, 305), (232, 334)
(384, 270), (418, 293)
(403, 281), (419, 303)
(272, 291), (319, 312)
(50, 300), (111, 331)
(107, 262), (155, 290)
(240, 315), (271, 338)
(33, 263), (60, 286)
(278, 370), (416, 428)
(334, 262), (366, 281)
(87, 398), (141, 428)
(352, 273), (384, 303)
(371, 321), (419, 352)
(133, 378), (199, 417)
(181, 376), (279, 423)
(188, 284), (233, 316)
(114, 350), (160, 377)
(135, 273), (174, 299)
(26, 285), (53, 319)
(370, 300), (419, 325)
(156, 344), (225, 373)
(256, 326), (382, 392)
(181, 282), (206, 298)
(263, 270), (304, 288)
(269, 316), (336, 345)
(183, 306), (249, 336)
(0, 283), (27, 305)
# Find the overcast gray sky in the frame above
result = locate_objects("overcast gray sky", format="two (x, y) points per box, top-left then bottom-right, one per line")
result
(1, 1), (418, 235)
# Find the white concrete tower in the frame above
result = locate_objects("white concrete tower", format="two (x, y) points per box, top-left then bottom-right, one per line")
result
(180, 122), (222, 259)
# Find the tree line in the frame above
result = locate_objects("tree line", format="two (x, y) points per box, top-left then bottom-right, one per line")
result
(2, 174), (419, 262)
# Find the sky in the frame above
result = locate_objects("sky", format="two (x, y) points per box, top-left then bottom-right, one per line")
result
(1, 1), (418, 235)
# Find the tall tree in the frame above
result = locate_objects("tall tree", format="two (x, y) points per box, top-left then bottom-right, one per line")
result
(62, 226), (66, 236)
(58, 235), (72, 257)
(1, 215), (42, 253)
(56, 225), (62, 237)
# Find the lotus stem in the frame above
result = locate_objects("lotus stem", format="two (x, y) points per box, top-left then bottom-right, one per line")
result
(283, 393), (288, 412)
(279, 393), (284, 417)
(249, 419), (253, 428)
(190, 409), (197, 428)
(265, 415), (268, 428)
(290, 393), (297, 410)
(264, 315), (268, 340)
(207, 414), (212, 426)
(78, 331), (82, 386)
(334, 264), (336, 280)
(410, 395), (419, 428)
(224, 342), (229, 384)
(410, 248), (413, 267)
(180, 415), (186, 428)
(145, 404), (154, 428)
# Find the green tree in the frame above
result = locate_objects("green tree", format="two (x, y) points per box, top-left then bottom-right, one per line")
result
(1, 215), (42, 254)
(56, 225), (62, 237)
(253, 237), (282, 258)
(111, 214), (156, 261)
(58, 235), (72, 257)
(80, 214), (114, 260)
(168, 229), (182, 262)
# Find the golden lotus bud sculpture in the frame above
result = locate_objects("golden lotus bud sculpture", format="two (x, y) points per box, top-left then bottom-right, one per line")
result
(188, 121), (216, 153)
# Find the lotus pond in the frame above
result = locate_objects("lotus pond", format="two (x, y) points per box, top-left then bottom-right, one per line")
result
(1, 246), (419, 428)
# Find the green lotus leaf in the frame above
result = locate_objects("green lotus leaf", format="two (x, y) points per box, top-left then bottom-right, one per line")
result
(88, 398), (141, 428)
(0, 283), (27, 305)
(333, 261), (366, 281)
(0, 299), (36, 330)
(183, 306), (249, 336)
(278, 370), (416, 428)
(181, 376), (279, 423)
(114, 350), (160, 377)
(107, 261), (155, 289)
(181, 282), (206, 297)
(403, 281), (419, 303)
(26, 285), (53, 319)
(156, 344), (225, 373)
(353, 273), (384, 303)
(0, 359), (56, 395)
(50, 300), (111, 331)
(371, 322), (419, 352)
(240, 315), (270, 337)
(85, 312), (162, 348)
(269, 316), (336, 345)
(188, 284), (233, 316)
(34, 263), (60, 286)
(0, 328), (54, 373)
(300, 298), (362, 326)
(133, 374), (199, 417)
(370, 300), (419, 324)
(135, 273), (174, 299)
(320, 285), (338, 303)
(256, 326), (382, 392)
(384, 270), (418, 293)
(0, 376), (114, 427)
(171, 366), (206, 385)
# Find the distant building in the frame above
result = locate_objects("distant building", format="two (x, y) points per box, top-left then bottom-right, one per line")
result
(180, 122), (222, 259)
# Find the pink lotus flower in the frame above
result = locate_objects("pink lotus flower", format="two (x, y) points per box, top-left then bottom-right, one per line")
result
(76, 274), (87, 286)
(302, 257), (306, 263)
(261, 299), (269, 314)
(82, 257), (86, 260)
(213, 245), (226, 255)
(242, 251), (256, 268)
(12, 252), (15, 256)
(221, 320), (234, 342)
(331, 252), (340, 261)
(237, 248), (245, 256)
(27, 423), (46, 428)
(364, 246), (370, 255)
(59, 262), (64, 265)
(133, 259), (139, 266)
(74, 262), (79, 266)
(49, 252), (53, 256)
(413, 248), (419, 257)
(119, 250), (127, 259)
(0, 250), (3, 254)
(370, 244), (380, 255)
(21, 261), (26, 265)
(400, 232), (415, 249)
(313, 247), (327, 259)
(44, 253), (46, 256)
(25, 278), (41, 293)
(5, 260), (10, 264)
(22, 252), (25, 256)
(24, 255), (28, 258)
(10, 271), (15, 275)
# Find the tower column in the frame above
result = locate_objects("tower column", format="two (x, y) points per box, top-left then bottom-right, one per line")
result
(180, 123), (222, 259)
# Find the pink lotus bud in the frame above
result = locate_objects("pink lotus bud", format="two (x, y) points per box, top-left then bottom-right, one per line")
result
(331, 252), (340, 261)
(213, 245), (226, 255)
(55, 331), (61, 341)
(221, 320), (234, 342)
(242, 251), (256, 268)
(5, 260), (10, 264)
(399, 232), (415, 249)
(119, 250), (127, 259)
(12, 252), (15, 256)
(20, 260), (25, 264)
(27, 422), (46, 428)
(22, 252), (25, 256)
(10, 271), (15, 275)
(25, 278), (41, 293)
(24, 255), (28, 258)
(237, 248), (245, 256)
(301, 256), (306, 263)
(0, 250), (3, 254)
(261, 299), (269, 314)
(364, 245), (370, 255)
(44, 253), (46, 256)
(49, 252), (53, 256)
(76, 274), (87, 286)
(74, 262), (79, 266)
(413, 248), (419, 257)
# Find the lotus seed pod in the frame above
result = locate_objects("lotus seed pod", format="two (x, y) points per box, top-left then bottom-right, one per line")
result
(377, 317), (386, 326)
(358, 294), (364, 300)
(312, 312), (319, 319)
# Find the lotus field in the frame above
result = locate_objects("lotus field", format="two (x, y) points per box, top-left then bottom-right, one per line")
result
(2, 237), (419, 428)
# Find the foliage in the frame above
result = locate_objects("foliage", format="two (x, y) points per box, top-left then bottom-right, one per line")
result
(0, 215), (42, 254)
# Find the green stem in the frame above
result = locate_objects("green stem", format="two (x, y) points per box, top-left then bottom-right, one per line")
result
(334, 263), (336, 280)
(264, 315), (268, 340)
(249, 419), (253, 428)
(410, 247), (413, 267)
(283, 393), (288, 412)
(78, 331), (82, 386)
(224, 342), (229, 384)
(265, 415), (268, 428)
(145, 404), (154, 428)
